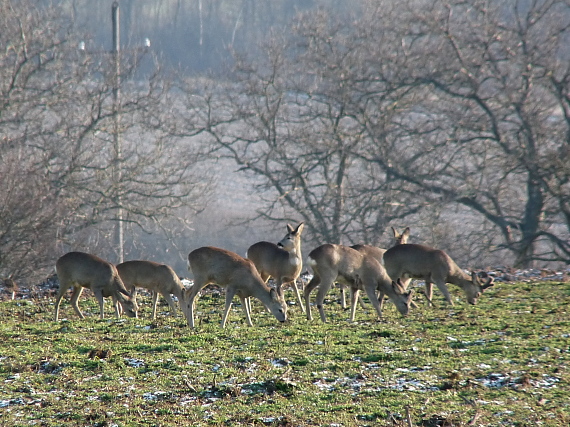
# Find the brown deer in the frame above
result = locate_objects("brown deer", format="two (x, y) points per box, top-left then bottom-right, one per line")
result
(54, 251), (138, 321)
(116, 260), (186, 319)
(246, 222), (305, 312)
(344, 227), (411, 310)
(382, 244), (495, 306)
(1, 278), (18, 300)
(182, 246), (288, 328)
(304, 244), (413, 322)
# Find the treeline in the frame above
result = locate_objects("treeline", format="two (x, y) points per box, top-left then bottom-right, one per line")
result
(2, 0), (569, 286)
(62, 0), (352, 72)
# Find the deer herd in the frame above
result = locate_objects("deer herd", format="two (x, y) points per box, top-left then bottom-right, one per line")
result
(53, 223), (494, 328)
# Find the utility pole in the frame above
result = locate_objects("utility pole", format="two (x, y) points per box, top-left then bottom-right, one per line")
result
(112, 1), (124, 263)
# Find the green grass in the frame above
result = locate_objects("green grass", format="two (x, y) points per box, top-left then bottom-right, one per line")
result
(0, 281), (569, 426)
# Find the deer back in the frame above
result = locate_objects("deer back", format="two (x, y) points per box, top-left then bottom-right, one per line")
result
(351, 226), (409, 264)
(189, 246), (269, 295)
(187, 246), (287, 321)
(117, 260), (184, 298)
(350, 244), (386, 264)
(56, 251), (137, 315)
(308, 244), (366, 284)
(382, 244), (454, 281)
(57, 252), (119, 291)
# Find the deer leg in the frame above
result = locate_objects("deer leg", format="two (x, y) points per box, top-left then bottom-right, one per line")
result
(112, 296), (121, 318)
(400, 276), (412, 289)
(90, 289), (106, 319)
(339, 283), (348, 309)
(239, 295), (253, 327)
(259, 273), (273, 313)
(423, 280), (434, 304)
(244, 297), (252, 317)
(358, 292), (367, 309)
(221, 288), (238, 328)
(433, 280), (454, 306)
(419, 290), (436, 308)
(395, 275), (419, 307)
(184, 281), (204, 328)
(315, 277), (334, 323)
(292, 279), (306, 313)
(54, 283), (71, 321)
(148, 291), (158, 319)
(160, 291), (178, 317)
(378, 291), (386, 311)
(70, 287), (86, 319)
(118, 288), (135, 317)
(269, 282), (284, 314)
(363, 283), (384, 320)
(303, 275), (321, 321)
(349, 287), (361, 322)
(115, 297), (122, 317)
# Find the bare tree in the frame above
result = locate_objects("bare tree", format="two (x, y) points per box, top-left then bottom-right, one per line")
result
(149, 0), (569, 268)
(0, 0), (210, 284)
(353, 0), (570, 267)
(172, 10), (423, 248)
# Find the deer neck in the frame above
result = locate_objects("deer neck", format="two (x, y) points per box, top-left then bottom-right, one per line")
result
(248, 281), (272, 303)
(281, 244), (300, 265)
(172, 281), (186, 300)
(449, 268), (473, 289)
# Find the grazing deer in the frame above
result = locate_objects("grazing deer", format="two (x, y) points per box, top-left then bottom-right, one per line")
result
(246, 222), (305, 312)
(116, 260), (186, 319)
(54, 251), (138, 321)
(382, 244), (495, 306)
(182, 246), (288, 328)
(304, 244), (413, 322)
(1, 278), (18, 300)
(346, 227), (411, 309)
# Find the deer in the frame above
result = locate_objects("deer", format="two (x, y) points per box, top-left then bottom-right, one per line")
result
(246, 222), (305, 312)
(182, 246), (288, 328)
(347, 227), (411, 309)
(54, 251), (138, 321)
(1, 278), (18, 300)
(116, 260), (186, 319)
(303, 244), (413, 323)
(381, 244), (495, 306)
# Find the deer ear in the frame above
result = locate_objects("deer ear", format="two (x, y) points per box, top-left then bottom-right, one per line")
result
(402, 227), (410, 238)
(295, 222), (305, 234)
(287, 224), (294, 234)
(392, 280), (404, 293)
(482, 274), (495, 291)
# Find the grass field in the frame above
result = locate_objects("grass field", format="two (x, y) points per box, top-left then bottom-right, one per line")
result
(0, 280), (569, 426)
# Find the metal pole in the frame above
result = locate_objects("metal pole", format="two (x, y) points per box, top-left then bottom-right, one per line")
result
(112, 1), (124, 263)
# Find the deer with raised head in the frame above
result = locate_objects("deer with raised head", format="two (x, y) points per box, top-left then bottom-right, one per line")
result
(304, 244), (413, 322)
(346, 227), (411, 309)
(54, 251), (138, 321)
(382, 244), (494, 306)
(182, 246), (288, 328)
(116, 260), (186, 319)
(246, 222), (305, 312)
